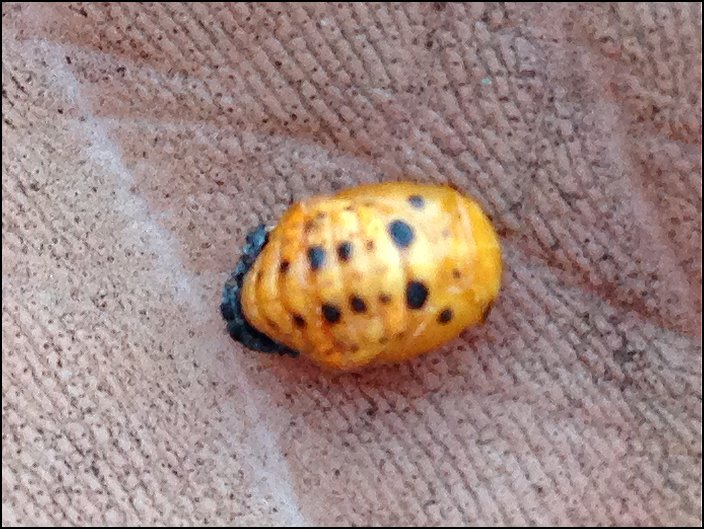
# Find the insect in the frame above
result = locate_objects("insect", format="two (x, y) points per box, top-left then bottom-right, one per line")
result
(220, 182), (502, 371)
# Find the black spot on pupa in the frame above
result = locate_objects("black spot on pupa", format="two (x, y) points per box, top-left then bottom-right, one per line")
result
(437, 308), (453, 324)
(378, 293), (391, 304)
(279, 260), (290, 273)
(366, 240), (375, 251)
(452, 269), (461, 279)
(337, 241), (353, 262)
(349, 295), (366, 313)
(389, 220), (414, 248)
(307, 246), (326, 271)
(304, 219), (315, 232)
(408, 195), (425, 208)
(379, 337), (389, 344)
(406, 281), (428, 309)
(315, 211), (326, 220)
(292, 314), (306, 328)
(322, 303), (341, 324)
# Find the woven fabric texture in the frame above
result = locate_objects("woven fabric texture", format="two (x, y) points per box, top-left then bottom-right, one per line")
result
(2, 3), (702, 526)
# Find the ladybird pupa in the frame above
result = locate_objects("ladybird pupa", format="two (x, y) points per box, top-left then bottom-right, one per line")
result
(220, 182), (502, 371)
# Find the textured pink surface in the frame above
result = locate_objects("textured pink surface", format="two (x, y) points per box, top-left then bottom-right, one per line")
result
(2, 3), (702, 525)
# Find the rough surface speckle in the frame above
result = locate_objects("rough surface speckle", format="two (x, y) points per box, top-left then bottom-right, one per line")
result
(2, 2), (701, 526)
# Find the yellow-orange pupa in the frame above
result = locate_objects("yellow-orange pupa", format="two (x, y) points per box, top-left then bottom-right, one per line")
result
(221, 182), (502, 371)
